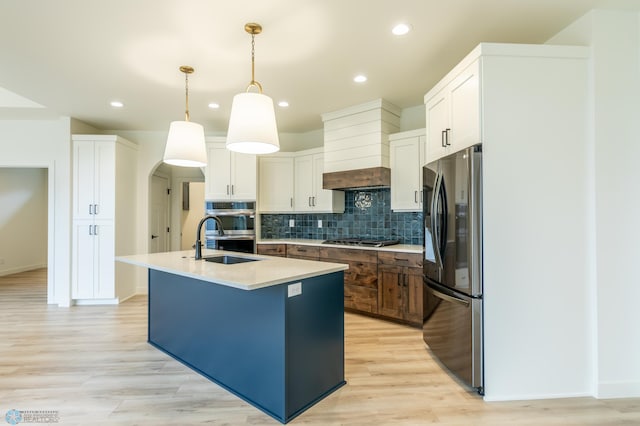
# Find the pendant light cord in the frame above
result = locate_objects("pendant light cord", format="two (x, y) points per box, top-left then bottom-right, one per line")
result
(247, 27), (263, 93)
(184, 71), (190, 122)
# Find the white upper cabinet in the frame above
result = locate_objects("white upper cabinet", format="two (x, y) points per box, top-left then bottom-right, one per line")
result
(73, 140), (116, 220)
(258, 154), (295, 213)
(258, 148), (344, 214)
(294, 150), (344, 213)
(425, 59), (480, 163)
(205, 140), (257, 201)
(389, 129), (426, 212)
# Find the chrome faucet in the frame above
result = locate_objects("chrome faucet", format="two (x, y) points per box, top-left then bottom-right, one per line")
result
(194, 215), (225, 260)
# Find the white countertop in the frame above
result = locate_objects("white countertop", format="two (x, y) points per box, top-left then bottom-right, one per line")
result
(257, 238), (423, 254)
(116, 249), (349, 291)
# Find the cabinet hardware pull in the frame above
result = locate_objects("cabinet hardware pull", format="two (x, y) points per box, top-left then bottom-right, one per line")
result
(290, 198), (293, 207)
(88, 225), (92, 236)
(94, 225), (99, 235)
(312, 196), (316, 206)
(414, 190), (418, 203)
(445, 128), (451, 146)
(395, 257), (409, 262)
(226, 185), (230, 195)
(94, 204), (99, 215)
(308, 196), (312, 207)
(89, 204), (93, 215)
(441, 130), (447, 148)
(231, 185), (235, 195)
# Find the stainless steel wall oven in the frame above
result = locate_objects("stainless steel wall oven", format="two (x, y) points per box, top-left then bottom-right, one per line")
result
(205, 201), (256, 253)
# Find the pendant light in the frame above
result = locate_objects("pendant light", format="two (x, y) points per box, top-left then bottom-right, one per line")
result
(226, 23), (280, 154)
(163, 66), (207, 167)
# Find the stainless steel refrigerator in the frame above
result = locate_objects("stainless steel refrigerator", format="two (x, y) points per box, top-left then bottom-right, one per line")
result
(422, 144), (483, 394)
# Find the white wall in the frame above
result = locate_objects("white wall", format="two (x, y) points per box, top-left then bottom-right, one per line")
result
(181, 182), (205, 250)
(0, 168), (48, 275)
(548, 9), (640, 399)
(170, 168), (204, 251)
(0, 118), (72, 306)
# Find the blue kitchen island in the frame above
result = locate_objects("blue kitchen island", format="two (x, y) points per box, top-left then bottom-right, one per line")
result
(117, 250), (348, 424)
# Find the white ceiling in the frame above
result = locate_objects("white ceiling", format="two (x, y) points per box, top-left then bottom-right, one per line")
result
(0, 0), (637, 137)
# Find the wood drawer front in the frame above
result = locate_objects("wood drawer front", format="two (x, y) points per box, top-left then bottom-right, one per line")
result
(344, 284), (377, 314)
(257, 244), (286, 257)
(287, 245), (320, 259)
(319, 247), (377, 263)
(377, 251), (422, 268)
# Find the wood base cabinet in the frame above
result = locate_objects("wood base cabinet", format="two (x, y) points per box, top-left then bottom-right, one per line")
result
(320, 247), (378, 314)
(377, 252), (424, 326)
(286, 244), (319, 261)
(257, 243), (287, 257)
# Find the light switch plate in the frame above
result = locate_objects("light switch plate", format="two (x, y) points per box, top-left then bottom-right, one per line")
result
(289, 219), (295, 227)
(317, 220), (322, 228)
(288, 282), (302, 297)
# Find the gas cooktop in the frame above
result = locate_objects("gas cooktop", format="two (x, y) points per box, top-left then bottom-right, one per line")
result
(322, 238), (400, 247)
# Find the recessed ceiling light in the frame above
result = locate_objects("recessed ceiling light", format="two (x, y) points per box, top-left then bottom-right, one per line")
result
(110, 101), (124, 108)
(392, 23), (411, 36)
(278, 101), (289, 108)
(208, 102), (220, 109)
(354, 75), (367, 83)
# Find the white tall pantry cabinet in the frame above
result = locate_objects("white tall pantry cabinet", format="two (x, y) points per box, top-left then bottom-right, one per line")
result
(425, 43), (590, 400)
(71, 135), (138, 304)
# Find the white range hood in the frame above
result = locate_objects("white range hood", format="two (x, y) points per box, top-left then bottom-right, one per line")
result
(321, 99), (400, 190)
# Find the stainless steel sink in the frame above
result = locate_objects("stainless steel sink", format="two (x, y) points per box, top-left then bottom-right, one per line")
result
(203, 255), (260, 265)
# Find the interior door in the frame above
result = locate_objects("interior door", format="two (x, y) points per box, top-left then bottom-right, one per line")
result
(150, 175), (169, 253)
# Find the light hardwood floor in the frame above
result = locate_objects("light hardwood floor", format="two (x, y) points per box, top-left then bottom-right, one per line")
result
(1, 269), (639, 425)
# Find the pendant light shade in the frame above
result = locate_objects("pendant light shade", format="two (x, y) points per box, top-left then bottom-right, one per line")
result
(163, 66), (207, 167)
(164, 120), (207, 167)
(227, 92), (280, 154)
(226, 23), (280, 154)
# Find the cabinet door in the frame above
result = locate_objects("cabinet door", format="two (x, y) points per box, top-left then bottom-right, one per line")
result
(311, 154), (328, 210)
(93, 221), (115, 299)
(205, 143), (232, 200)
(72, 221), (115, 299)
(390, 137), (422, 211)
(258, 156), (294, 212)
(404, 267), (424, 325)
(72, 221), (96, 298)
(294, 154), (314, 212)
(425, 89), (450, 164)
(377, 264), (404, 320)
(93, 141), (115, 220)
(230, 152), (256, 200)
(449, 60), (481, 152)
(73, 141), (96, 220)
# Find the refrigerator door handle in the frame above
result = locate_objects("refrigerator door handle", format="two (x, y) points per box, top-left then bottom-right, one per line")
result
(432, 173), (445, 269)
(430, 285), (470, 308)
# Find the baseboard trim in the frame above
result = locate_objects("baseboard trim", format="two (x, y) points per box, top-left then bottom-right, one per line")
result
(483, 391), (591, 402)
(0, 264), (47, 277)
(597, 380), (640, 399)
(73, 298), (120, 306)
